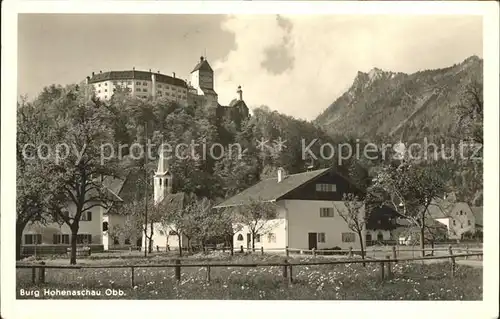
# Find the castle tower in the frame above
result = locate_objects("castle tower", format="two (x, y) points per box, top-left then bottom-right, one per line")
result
(153, 149), (172, 204)
(190, 56), (215, 95)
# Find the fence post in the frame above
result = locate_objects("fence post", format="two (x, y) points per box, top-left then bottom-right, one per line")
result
(385, 255), (392, 279)
(39, 262), (46, 284)
(206, 266), (211, 282)
(448, 245), (455, 277)
(285, 246), (289, 257)
(349, 247), (353, 258)
(31, 267), (36, 284)
(261, 246), (264, 256)
(174, 259), (181, 281)
(312, 248), (316, 257)
(282, 259), (288, 280)
(392, 246), (397, 261)
(465, 245), (469, 260)
(131, 267), (135, 288)
(288, 264), (293, 284)
(379, 260), (385, 281)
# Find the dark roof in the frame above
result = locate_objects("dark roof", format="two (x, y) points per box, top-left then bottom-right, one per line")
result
(471, 206), (483, 226)
(214, 168), (332, 208)
(228, 99), (246, 108)
(158, 192), (186, 212)
(191, 57), (213, 73)
(200, 87), (217, 95)
(365, 204), (403, 230)
(88, 70), (187, 88)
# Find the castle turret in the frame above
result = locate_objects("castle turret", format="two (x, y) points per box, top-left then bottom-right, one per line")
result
(237, 85), (243, 101)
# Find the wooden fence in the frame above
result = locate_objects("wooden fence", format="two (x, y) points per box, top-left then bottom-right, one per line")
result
(17, 246), (482, 288)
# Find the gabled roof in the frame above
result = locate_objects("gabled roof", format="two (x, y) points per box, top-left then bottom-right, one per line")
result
(191, 57), (213, 73)
(214, 168), (332, 208)
(471, 206), (483, 226)
(88, 70), (188, 88)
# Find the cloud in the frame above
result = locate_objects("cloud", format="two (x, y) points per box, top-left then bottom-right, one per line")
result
(213, 15), (482, 121)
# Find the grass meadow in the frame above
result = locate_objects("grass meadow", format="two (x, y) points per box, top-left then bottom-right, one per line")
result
(16, 252), (482, 300)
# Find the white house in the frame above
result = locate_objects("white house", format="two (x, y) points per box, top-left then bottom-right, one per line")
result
(214, 167), (379, 251)
(21, 184), (122, 256)
(427, 198), (479, 240)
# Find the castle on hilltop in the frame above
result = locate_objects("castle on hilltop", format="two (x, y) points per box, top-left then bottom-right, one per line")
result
(85, 56), (249, 120)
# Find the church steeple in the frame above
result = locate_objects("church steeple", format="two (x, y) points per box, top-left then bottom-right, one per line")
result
(154, 150), (172, 203)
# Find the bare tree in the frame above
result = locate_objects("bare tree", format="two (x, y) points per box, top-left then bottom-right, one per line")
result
(335, 193), (367, 265)
(235, 197), (279, 252)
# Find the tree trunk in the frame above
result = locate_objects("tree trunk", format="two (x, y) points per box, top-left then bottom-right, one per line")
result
(251, 232), (256, 252)
(16, 221), (28, 260)
(148, 222), (154, 254)
(177, 234), (183, 257)
(420, 218), (426, 257)
(357, 230), (366, 267)
(230, 236), (234, 256)
(70, 226), (79, 265)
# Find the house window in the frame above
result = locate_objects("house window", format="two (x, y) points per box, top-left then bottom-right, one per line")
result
(105, 89), (108, 92)
(53, 234), (70, 244)
(98, 84), (101, 87)
(341, 233), (355, 243)
(316, 183), (336, 192)
(468, 220), (471, 226)
(267, 233), (276, 243)
(320, 207), (334, 218)
(317, 233), (326, 243)
(237, 234), (244, 241)
(105, 83), (107, 86)
(159, 179), (162, 186)
(255, 234), (261, 243)
(143, 88), (148, 92)
(24, 234), (42, 245)
(125, 238), (131, 245)
(143, 82), (147, 85)
(113, 238), (119, 245)
(98, 90), (101, 93)
(76, 234), (92, 244)
(128, 81), (132, 85)
(105, 95), (107, 99)
(159, 230), (164, 236)
(453, 220), (456, 226)
(377, 232), (384, 241)
(169, 230), (178, 236)
(102, 221), (109, 232)
(81, 211), (92, 221)
(136, 81), (141, 85)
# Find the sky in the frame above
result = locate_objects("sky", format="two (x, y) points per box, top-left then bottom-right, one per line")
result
(18, 14), (482, 120)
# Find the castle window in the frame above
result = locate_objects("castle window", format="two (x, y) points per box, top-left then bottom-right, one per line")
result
(237, 234), (243, 241)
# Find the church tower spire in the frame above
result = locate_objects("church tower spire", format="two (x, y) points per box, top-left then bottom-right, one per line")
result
(154, 149), (172, 204)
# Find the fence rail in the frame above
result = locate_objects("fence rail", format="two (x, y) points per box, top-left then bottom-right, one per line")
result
(18, 246), (482, 287)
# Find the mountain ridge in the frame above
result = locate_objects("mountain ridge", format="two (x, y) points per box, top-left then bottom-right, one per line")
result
(315, 55), (483, 142)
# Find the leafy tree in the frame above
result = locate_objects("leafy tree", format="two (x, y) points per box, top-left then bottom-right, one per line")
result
(16, 98), (65, 259)
(455, 79), (483, 144)
(45, 85), (121, 264)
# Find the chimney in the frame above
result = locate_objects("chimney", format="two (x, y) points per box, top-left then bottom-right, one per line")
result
(277, 167), (286, 183)
(237, 85), (243, 101)
(133, 67), (135, 71)
(158, 70), (160, 74)
(99, 70), (102, 74)
(149, 69), (151, 72)
(85, 76), (90, 84)
(91, 72), (95, 76)
(172, 72), (176, 78)
(200, 56), (204, 62)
